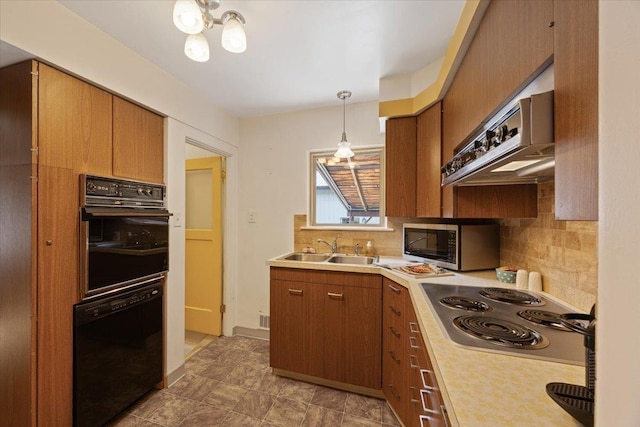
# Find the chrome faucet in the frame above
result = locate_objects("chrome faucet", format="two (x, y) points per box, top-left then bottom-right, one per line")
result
(354, 243), (360, 256)
(317, 237), (339, 253)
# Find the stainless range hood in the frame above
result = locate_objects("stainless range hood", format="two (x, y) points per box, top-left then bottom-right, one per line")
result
(441, 71), (555, 187)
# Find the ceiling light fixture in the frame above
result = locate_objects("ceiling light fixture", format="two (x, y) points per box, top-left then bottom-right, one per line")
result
(334, 90), (355, 159)
(173, 0), (247, 62)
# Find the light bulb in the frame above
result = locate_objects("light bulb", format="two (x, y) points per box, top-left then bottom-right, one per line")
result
(334, 142), (354, 159)
(221, 15), (247, 53)
(184, 33), (210, 62)
(173, 0), (204, 34)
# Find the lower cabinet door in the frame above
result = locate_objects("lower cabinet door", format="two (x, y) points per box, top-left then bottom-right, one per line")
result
(323, 284), (381, 389)
(270, 280), (323, 377)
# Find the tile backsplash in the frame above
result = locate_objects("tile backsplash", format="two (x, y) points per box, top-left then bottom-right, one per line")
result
(293, 182), (597, 312)
(499, 182), (597, 312)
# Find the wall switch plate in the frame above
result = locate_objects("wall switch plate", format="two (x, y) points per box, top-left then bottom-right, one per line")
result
(173, 212), (182, 227)
(248, 211), (256, 223)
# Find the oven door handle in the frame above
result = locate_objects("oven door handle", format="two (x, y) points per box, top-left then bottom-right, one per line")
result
(82, 207), (172, 219)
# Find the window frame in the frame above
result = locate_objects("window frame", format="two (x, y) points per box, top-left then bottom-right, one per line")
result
(307, 145), (387, 230)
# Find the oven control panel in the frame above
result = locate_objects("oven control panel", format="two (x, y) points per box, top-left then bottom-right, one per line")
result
(82, 175), (165, 208)
(76, 282), (163, 322)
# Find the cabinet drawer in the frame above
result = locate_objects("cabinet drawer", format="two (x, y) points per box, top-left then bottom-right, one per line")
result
(271, 267), (380, 288)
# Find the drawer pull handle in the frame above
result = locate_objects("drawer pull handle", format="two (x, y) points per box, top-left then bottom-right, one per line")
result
(420, 389), (439, 414)
(388, 326), (401, 338)
(409, 321), (420, 333)
(389, 305), (401, 316)
(387, 385), (400, 400)
(409, 354), (419, 368)
(327, 292), (343, 299)
(409, 336), (420, 349)
(389, 350), (401, 364)
(388, 284), (401, 294)
(420, 369), (438, 389)
(441, 405), (450, 427)
(288, 289), (303, 295)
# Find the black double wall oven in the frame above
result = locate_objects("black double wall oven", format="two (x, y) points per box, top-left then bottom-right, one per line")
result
(74, 174), (170, 427)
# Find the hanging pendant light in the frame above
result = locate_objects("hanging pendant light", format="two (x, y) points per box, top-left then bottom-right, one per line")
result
(334, 90), (355, 159)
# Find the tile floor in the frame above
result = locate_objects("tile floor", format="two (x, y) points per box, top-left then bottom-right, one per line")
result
(110, 335), (400, 427)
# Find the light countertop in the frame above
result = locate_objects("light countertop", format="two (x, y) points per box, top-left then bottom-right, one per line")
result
(267, 254), (584, 427)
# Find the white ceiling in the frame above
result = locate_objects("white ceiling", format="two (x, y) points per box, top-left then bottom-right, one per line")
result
(2, 0), (465, 118)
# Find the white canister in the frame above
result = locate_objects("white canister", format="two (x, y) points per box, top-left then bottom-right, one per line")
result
(528, 271), (543, 292)
(516, 269), (529, 289)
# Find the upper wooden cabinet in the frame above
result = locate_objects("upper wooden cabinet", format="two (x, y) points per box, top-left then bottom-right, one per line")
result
(416, 103), (442, 218)
(385, 104), (443, 218)
(553, 0), (598, 220)
(32, 62), (165, 183)
(113, 96), (164, 184)
(38, 63), (113, 175)
(442, 0), (554, 157)
(385, 116), (417, 217)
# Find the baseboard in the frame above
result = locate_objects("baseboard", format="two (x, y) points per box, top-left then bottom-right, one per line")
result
(232, 326), (270, 340)
(165, 363), (186, 387)
(272, 368), (384, 399)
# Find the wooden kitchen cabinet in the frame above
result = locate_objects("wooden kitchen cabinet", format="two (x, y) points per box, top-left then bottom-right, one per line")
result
(385, 103), (442, 219)
(416, 103), (442, 218)
(385, 116), (417, 217)
(553, 0), (598, 220)
(270, 268), (382, 390)
(38, 63), (113, 175)
(0, 60), (164, 426)
(407, 302), (449, 427)
(442, 0), (554, 157)
(382, 277), (450, 427)
(113, 96), (164, 184)
(382, 277), (409, 420)
(437, 0), (553, 220)
(36, 166), (79, 426)
(270, 279), (324, 378)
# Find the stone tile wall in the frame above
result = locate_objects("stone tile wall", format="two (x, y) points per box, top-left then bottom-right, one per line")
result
(499, 182), (598, 312)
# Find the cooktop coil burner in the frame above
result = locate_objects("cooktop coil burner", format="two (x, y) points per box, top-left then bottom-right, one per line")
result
(517, 309), (572, 331)
(480, 287), (544, 306)
(439, 296), (492, 312)
(453, 315), (550, 349)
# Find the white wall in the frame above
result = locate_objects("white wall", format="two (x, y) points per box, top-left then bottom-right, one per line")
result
(237, 101), (383, 329)
(597, 2), (640, 426)
(0, 0), (240, 380)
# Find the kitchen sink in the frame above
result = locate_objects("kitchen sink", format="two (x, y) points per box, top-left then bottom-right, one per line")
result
(326, 255), (377, 265)
(279, 252), (332, 262)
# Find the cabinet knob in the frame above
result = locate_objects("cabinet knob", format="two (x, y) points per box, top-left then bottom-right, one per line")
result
(548, 21), (555, 27)
(45, 240), (53, 246)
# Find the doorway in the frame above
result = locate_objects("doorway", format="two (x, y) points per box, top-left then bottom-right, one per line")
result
(184, 143), (224, 357)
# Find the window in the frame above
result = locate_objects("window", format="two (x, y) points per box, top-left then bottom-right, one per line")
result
(309, 146), (385, 227)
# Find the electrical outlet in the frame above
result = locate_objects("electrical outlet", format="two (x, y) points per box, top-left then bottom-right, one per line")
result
(248, 211), (256, 223)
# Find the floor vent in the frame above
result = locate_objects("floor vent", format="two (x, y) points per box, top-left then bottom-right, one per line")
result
(259, 314), (270, 329)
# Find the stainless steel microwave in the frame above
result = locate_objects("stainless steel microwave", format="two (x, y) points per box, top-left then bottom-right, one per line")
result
(403, 223), (500, 271)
